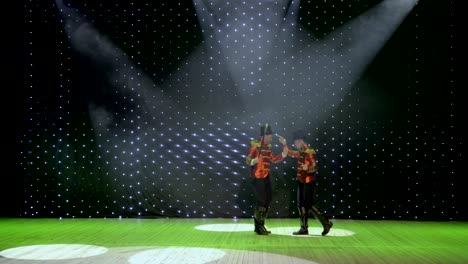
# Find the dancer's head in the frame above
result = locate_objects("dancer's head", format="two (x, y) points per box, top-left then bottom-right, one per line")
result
(260, 124), (273, 144)
(293, 130), (306, 149)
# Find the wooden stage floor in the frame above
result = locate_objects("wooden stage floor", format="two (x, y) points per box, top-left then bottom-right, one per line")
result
(0, 218), (466, 263)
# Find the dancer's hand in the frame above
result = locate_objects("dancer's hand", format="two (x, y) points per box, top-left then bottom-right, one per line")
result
(301, 164), (308, 170)
(309, 164), (318, 173)
(250, 157), (259, 166)
(277, 135), (286, 145)
(281, 146), (288, 158)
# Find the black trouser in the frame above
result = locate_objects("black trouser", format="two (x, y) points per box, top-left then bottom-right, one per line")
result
(297, 181), (315, 210)
(296, 181), (330, 233)
(252, 175), (272, 209)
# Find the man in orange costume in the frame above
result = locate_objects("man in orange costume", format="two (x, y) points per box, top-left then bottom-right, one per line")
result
(246, 124), (288, 235)
(284, 130), (333, 236)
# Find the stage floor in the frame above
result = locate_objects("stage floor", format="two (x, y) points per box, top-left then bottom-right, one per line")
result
(0, 218), (467, 264)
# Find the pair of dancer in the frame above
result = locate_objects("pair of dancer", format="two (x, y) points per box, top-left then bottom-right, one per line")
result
(246, 124), (333, 235)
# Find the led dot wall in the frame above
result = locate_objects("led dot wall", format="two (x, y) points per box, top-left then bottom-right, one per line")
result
(16, 0), (462, 220)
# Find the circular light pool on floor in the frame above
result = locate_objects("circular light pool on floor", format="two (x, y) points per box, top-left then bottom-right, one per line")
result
(0, 244), (108, 260)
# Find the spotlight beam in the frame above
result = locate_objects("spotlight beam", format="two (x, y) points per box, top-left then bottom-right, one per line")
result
(54, 0), (184, 213)
(243, 0), (418, 130)
(54, 0), (178, 131)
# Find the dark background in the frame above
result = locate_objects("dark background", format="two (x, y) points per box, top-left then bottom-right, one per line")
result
(4, 0), (463, 220)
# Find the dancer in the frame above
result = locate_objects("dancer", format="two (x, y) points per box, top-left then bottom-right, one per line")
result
(281, 131), (333, 236)
(246, 124), (288, 235)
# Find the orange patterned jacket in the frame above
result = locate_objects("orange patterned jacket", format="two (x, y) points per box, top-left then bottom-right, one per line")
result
(246, 139), (285, 178)
(287, 144), (318, 183)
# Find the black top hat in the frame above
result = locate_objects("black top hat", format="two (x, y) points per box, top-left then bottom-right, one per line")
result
(293, 130), (306, 140)
(260, 124), (273, 136)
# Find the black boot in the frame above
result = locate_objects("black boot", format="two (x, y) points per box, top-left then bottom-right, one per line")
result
(260, 207), (271, 234)
(293, 207), (309, 235)
(253, 216), (260, 233)
(254, 207), (269, 235)
(311, 206), (333, 236)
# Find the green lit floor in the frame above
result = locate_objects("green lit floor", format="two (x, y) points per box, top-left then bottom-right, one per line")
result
(0, 218), (467, 264)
